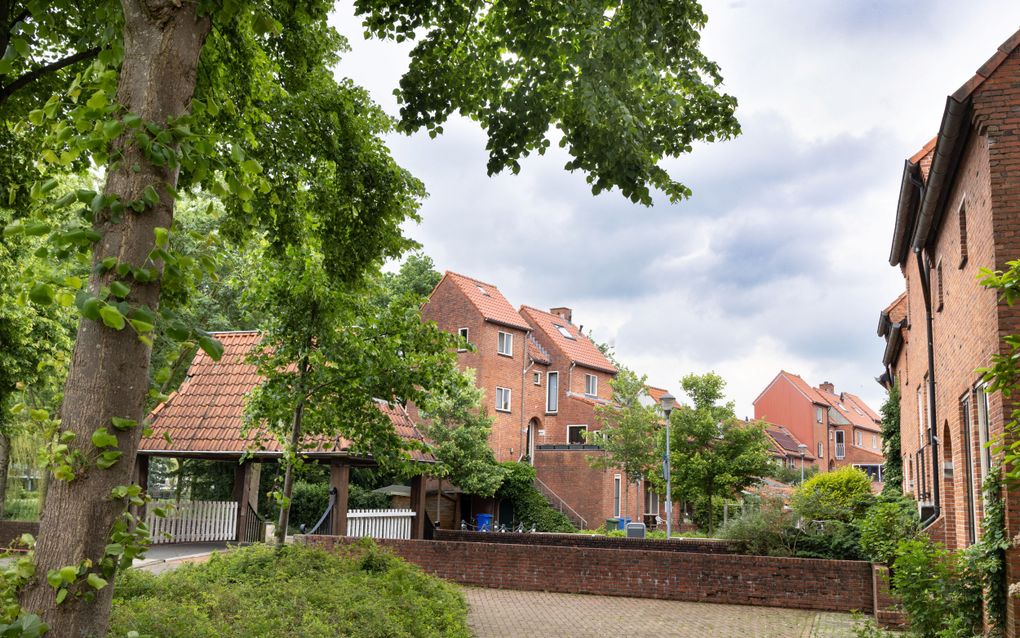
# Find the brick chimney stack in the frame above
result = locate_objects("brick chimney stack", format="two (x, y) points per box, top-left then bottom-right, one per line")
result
(550, 307), (573, 323)
(819, 381), (835, 394)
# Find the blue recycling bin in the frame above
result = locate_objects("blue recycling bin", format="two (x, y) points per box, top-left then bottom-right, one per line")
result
(476, 513), (493, 532)
(617, 517), (632, 530)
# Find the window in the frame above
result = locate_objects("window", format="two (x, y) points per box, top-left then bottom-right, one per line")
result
(644, 490), (659, 515)
(533, 372), (542, 386)
(495, 387), (511, 413)
(961, 392), (977, 545)
(917, 385), (926, 446)
(817, 442), (823, 458)
(872, 435), (879, 450)
(585, 374), (597, 397)
(546, 372), (559, 413)
(976, 384), (991, 481)
(935, 259), (944, 312)
(613, 475), (622, 517)
(854, 430), (863, 447)
(835, 431), (845, 459)
(567, 425), (588, 444)
(497, 331), (513, 356)
(959, 198), (968, 268)
(476, 285), (490, 296)
(815, 406), (823, 423)
(853, 464), (884, 482)
(554, 324), (575, 340)
(457, 327), (469, 351)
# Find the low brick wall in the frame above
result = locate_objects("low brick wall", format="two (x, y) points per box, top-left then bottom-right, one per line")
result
(0, 521), (38, 548)
(434, 529), (736, 554)
(304, 535), (874, 613)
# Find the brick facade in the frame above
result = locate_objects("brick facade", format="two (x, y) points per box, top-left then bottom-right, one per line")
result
(433, 529), (736, 554)
(303, 535), (875, 613)
(879, 30), (1020, 635)
(421, 272), (652, 527)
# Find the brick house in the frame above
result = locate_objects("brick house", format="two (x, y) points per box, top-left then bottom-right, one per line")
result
(876, 31), (1020, 633)
(422, 272), (652, 529)
(753, 371), (885, 481)
(762, 422), (815, 472)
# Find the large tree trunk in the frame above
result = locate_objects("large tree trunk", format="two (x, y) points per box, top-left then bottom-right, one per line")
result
(20, 3), (210, 635)
(275, 354), (310, 545)
(0, 431), (10, 519)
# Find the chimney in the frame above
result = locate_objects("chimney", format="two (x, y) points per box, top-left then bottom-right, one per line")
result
(550, 307), (573, 323)
(819, 381), (835, 394)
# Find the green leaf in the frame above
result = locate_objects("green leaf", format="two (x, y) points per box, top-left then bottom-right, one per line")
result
(28, 109), (44, 125)
(141, 185), (159, 206)
(197, 334), (224, 361)
(109, 281), (130, 299)
(129, 319), (154, 334)
(86, 573), (108, 590)
(58, 566), (76, 584)
(104, 543), (124, 557)
(29, 283), (54, 305)
(46, 570), (62, 588)
(96, 450), (122, 469)
(91, 428), (118, 449)
(123, 113), (142, 128)
(154, 226), (169, 248)
(99, 305), (125, 330)
(55, 588), (68, 604)
(81, 297), (103, 321)
(29, 409), (48, 422)
(111, 417), (138, 431)
(86, 90), (107, 110)
(11, 37), (29, 58)
(241, 158), (262, 174)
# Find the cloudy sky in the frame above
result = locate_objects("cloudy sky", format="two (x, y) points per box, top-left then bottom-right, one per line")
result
(328, 2), (1020, 416)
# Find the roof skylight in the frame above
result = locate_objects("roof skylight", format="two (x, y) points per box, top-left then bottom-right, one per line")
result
(555, 324), (575, 340)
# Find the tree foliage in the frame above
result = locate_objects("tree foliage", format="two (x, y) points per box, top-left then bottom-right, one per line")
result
(662, 372), (772, 533)
(589, 367), (659, 483)
(879, 383), (902, 495)
(791, 466), (874, 523)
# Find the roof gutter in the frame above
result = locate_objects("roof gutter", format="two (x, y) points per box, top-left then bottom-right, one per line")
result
(889, 160), (921, 266)
(910, 96), (971, 253)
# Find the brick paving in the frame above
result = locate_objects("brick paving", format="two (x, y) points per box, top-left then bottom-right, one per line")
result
(464, 588), (866, 638)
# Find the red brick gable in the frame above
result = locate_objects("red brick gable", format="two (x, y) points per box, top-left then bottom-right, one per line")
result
(440, 271), (531, 331)
(519, 305), (617, 374)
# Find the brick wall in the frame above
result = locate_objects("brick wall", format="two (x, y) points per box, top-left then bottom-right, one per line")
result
(533, 447), (642, 527)
(434, 529), (736, 554)
(303, 535), (875, 613)
(0, 521), (39, 548)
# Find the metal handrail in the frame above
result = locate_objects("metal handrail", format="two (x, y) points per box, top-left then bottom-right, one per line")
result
(534, 477), (587, 529)
(307, 487), (337, 535)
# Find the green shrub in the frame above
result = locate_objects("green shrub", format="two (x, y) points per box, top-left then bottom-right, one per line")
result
(109, 541), (470, 638)
(496, 462), (574, 532)
(792, 466), (874, 523)
(892, 538), (982, 638)
(2, 498), (39, 521)
(794, 520), (863, 560)
(858, 493), (919, 565)
(717, 499), (800, 556)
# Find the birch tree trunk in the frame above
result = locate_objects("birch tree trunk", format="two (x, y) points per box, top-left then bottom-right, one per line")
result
(20, 3), (210, 635)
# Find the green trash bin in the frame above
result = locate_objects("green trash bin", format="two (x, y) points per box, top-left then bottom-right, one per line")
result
(604, 518), (619, 532)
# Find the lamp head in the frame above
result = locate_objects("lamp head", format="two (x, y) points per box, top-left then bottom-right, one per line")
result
(660, 392), (675, 414)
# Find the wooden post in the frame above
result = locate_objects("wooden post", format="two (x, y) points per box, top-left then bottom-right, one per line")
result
(409, 474), (427, 539)
(329, 461), (350, 536)
(232, 461), (251, 542)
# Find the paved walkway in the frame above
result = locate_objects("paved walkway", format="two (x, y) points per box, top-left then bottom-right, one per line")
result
(464, 588), (865, 638)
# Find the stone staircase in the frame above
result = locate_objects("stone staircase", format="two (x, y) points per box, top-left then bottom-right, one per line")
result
(533, 477), (588, 529)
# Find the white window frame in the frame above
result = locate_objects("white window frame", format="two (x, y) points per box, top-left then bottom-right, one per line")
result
(815, 406), (823, 423)
(533, 371), (542, 386)
(567, 424), (588, 445)
(585, 373), (597, 397)
(817, 442), (823, 458)
(613, 474), (622, 518)
(872, 434), (879, 450)
(917, 385), (925, 446)
(497, 331), (513, 357)
(555, 324), (575, 340)
(835, 430), (846, 459)
(644, 490), (659, 516)
(854, 430), (863, 447)
(457, 327), (469, 352)
(976, 383), (991, 481)
(495, 386), (511, 413)
(546, 371), (559, 413)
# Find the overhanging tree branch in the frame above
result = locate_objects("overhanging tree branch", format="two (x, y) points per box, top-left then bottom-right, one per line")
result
(0, 45), (100, 104)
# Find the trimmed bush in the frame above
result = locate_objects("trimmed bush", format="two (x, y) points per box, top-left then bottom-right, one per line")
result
(496, 462), (574, 532)
(109, 541), (470, 638)
(792, 466), (874, 522)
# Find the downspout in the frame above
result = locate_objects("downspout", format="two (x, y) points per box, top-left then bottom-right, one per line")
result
(916, 246), (941, 527)
(520, 330), (535, 463)
(567, 362), (576, 398)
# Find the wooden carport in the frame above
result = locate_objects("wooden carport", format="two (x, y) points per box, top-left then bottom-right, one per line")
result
(135, 331), (432, 542)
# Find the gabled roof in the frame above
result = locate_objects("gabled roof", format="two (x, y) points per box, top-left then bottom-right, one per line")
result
(439, 271), (531, 331)
(755, 371), (882, 433)
(139, 331), (431, 461)
(519, 305), (617, 374)
(877, 292), (907, 337)
(527, 334), (551, 365)
(754, 370), (828, 406)
(761, 422), (814, 461)
(646, 386), (670, 403)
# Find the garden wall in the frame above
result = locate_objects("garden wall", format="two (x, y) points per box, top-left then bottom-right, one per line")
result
(434, 529), (736, 554)
(303, 534), (874, 613)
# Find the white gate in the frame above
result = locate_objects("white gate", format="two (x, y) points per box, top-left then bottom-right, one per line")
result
(146, 500), (238, 544)
(346, 508), (415, 540)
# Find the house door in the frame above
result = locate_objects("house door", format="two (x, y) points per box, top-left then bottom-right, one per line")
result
(526, 418), (539, 462)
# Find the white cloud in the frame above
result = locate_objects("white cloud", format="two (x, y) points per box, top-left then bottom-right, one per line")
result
(329, 1), (1020, 414)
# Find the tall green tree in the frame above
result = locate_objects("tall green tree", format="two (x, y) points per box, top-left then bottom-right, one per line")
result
(2, 1), (740, 633)
(880, 384), (903, 496)
(588, 367), (660, 520)
(663, 372), (772, 534)
(374, 252), (442, 309)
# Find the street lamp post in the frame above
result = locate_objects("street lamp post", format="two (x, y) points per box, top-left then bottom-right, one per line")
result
(797, 443), (808, 483)
(660, 392), (675, 539)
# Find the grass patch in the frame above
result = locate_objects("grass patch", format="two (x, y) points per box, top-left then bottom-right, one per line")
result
(109, 540), (470, 638)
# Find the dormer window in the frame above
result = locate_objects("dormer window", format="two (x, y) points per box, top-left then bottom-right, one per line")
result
(476, 285), (490, 297)
(585, 374), (598, 397)
(555, 324), (575, 340)
(457, 327), (469, 352)
(497, 331), (513, 356)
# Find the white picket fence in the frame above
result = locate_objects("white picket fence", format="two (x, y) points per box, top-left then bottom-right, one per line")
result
(146, 500), (238, 544)
(346, 508), (415, 540)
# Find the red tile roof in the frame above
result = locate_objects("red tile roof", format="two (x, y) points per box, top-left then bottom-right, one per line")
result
(519, 306), (617, 374)
(140, 331), (432, 461)
(760, 371), (883, 434)
(442, 271), (531, 331)
(883, 292), (908, 324)
(646, 386), (670, 403)
(762, 422), (814, 460)
(527, 334), (551, 365)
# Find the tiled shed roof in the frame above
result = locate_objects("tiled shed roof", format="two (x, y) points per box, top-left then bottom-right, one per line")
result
(519, 306), (617, 374)
(139, 331), (432, 461)
(763, 422), (814, 460)
(527, 334), (551, 365)
(442, 272), (531, 331)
